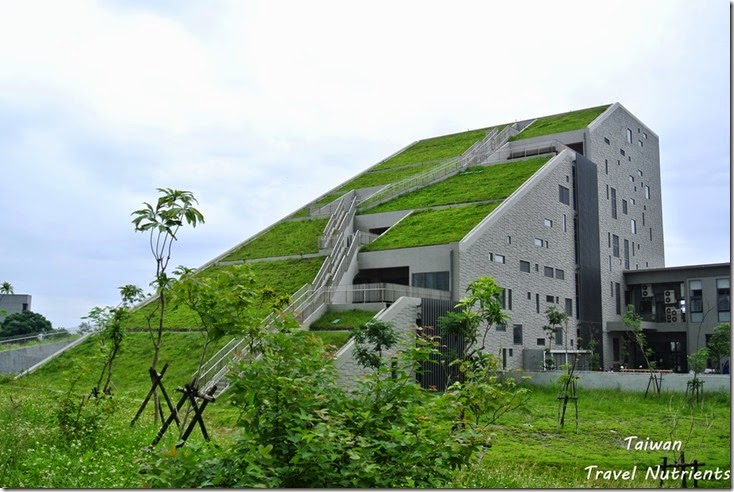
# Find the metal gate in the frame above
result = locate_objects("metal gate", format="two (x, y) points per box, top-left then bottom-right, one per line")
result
(416, 298), (464, 391)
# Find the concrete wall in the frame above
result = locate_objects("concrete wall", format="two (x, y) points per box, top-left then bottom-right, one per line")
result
(0, 294), (32, 322)
(334, 296), (420, 389)
(587, 103), (665, 366)
(458, 150), (580, 370)
(524, 370), (730, 393)
(0, 337), (80, 374)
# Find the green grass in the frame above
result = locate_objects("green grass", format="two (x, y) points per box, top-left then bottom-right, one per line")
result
(510, 105), (610, 141)
(361, 156), (550, 214)
(220, 218), (328, 261)
(361, 202), (499, 251)
(452, 383), (730, 488)
(370, 126), (496, 171)
(123, 257), (326, 330)
(309, 309), (380, 330)
(335, 162), (442, 193)
(310, 330), (352, 350)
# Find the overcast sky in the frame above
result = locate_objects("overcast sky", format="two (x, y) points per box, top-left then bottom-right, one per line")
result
(0, 0), (730, 329)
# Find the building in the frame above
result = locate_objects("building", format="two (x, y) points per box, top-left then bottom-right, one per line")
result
(152, 102), (728, 378)
(0, 294), (32, 323)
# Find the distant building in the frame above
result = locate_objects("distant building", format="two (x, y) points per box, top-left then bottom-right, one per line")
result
(0, 294), (32, 322)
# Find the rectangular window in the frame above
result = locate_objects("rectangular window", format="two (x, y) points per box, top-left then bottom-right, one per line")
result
(638, 140), (643, 147)
(559, 185), (570, 205)
(610, 187), (617, 219)
(493, 254), (505, 264)
(631, 219), (637, 235)
(562, 214), (567, 232)
(555, 328), (563, 346)
(412, 271), (450, 291)
(626, 128), (632, 143)
(612, 234), (620, 258)
(520, 260), (530, 273)
(620, 148), (626, 156)
(555, 269), (565, 280)
(496, 322), (506, 332)
(546, 295), (555, 303)
(604, 137), (610, 145)
(565, 298), (573, 316)
(513, 324), (523, 345)
(537, 338), (546, 346)
(717, 278), (730, 322)
(645, 185), (651, 199)
(544, 266), (554, 278)
(508, 289), (513, 311)
(536, 294), (540, 313)
(544, 218), (553, 228)
(605, 159), (608, 175)
(615, 282), (621, 315)
(624, 239), (630, 269)
(689, 280), (703, 323)
(629, 175), (635, 183)
(535, 238), (544, 247)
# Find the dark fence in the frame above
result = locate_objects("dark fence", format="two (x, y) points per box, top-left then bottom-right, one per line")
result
(416, 298), (464, 391)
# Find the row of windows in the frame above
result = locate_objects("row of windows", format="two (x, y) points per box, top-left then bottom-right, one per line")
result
(519, 260), (564, 280)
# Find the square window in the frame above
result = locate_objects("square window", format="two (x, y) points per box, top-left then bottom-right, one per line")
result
(494, 254), (505, 264)
(546, 295), (555, 303)
(520, 260), (530, 273)
(537, 338), (546, 346)
(544, 266), (554, 278)
(535, 238), (544, 247)
(544, 218), (553, 227)
(555, 269), (565, 280)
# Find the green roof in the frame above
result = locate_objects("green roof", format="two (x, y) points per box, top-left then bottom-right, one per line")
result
(360, 156), (550, 215)
(510, 105), (610, 141)
(361, 202), (500, 252)
(221, 218), (328, 261)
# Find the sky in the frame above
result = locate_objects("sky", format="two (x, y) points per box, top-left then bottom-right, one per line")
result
(0, 0), (730, 330)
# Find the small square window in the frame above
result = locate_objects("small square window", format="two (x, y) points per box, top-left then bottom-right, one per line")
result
(604, 137), (610, 145)
(537, 338), (546, 346)
(555, 269), (565, 280)
(494, 254), (505, 264)
(520, 260), (530, 273)
(544, 218), (553, 227)
(535, 238), (544, 247)
(546, 295), (555, 303)
(544, 266), (554, 278)
(620, 149), (626, 156)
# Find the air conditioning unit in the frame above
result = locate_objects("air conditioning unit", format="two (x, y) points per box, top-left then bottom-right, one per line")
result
(641, 284), (651, 297)
(664, 290), (676, 304)
(666, 308), (679, 323)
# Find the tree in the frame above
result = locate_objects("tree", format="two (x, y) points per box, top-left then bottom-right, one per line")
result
(543, 306), (569, 369)
(0, 281), (13, 319)
(131, 188), (204, 421)
(0, 311), (53, 337)
(707, 323), (730, 372)
(352, 319), (399, 370)
(83, 284), (144, 396)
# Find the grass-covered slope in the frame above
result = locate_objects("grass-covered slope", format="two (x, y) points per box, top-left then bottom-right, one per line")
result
(360, 156), (550, 214)
(510, 104), (610, 141)
(221, 218), (328, 261)
(334, 126), (497, 194)
(123, 257), (325, 330)
(362, 202), (500, 252)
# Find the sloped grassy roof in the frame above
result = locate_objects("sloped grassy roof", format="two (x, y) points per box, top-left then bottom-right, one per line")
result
(334, 126), (497, 193)
(123, 257), (325, 330)
(510, 104), (610, 141)
(221, 218), (328, 261)
(360, 156), (550, 215)
(361, 202), (500, 252)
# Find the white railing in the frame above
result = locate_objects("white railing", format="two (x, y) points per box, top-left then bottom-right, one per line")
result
(318, 193), (357, 250)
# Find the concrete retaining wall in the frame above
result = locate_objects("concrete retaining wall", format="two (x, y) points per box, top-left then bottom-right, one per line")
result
(523, 370), (730, 393)
(0, 338), (80, 374)
(334, 296), (420, 390)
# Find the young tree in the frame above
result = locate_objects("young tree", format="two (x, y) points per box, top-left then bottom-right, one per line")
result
(84, 284), (144, 397)
(352, 319), (399, 371)
(707, 323), (730, 372)
(0, 281), (14, 319)
(131, 188), (204, 420)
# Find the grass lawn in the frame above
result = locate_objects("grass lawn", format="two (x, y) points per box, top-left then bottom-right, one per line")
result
(361, 156), (549, 214)
(220, 218), (328, 261)
(309, 309), (380, 330)
(361, 202), (499, 251)
(510, 105), (610, 141)
(452, 383), (730, 488)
